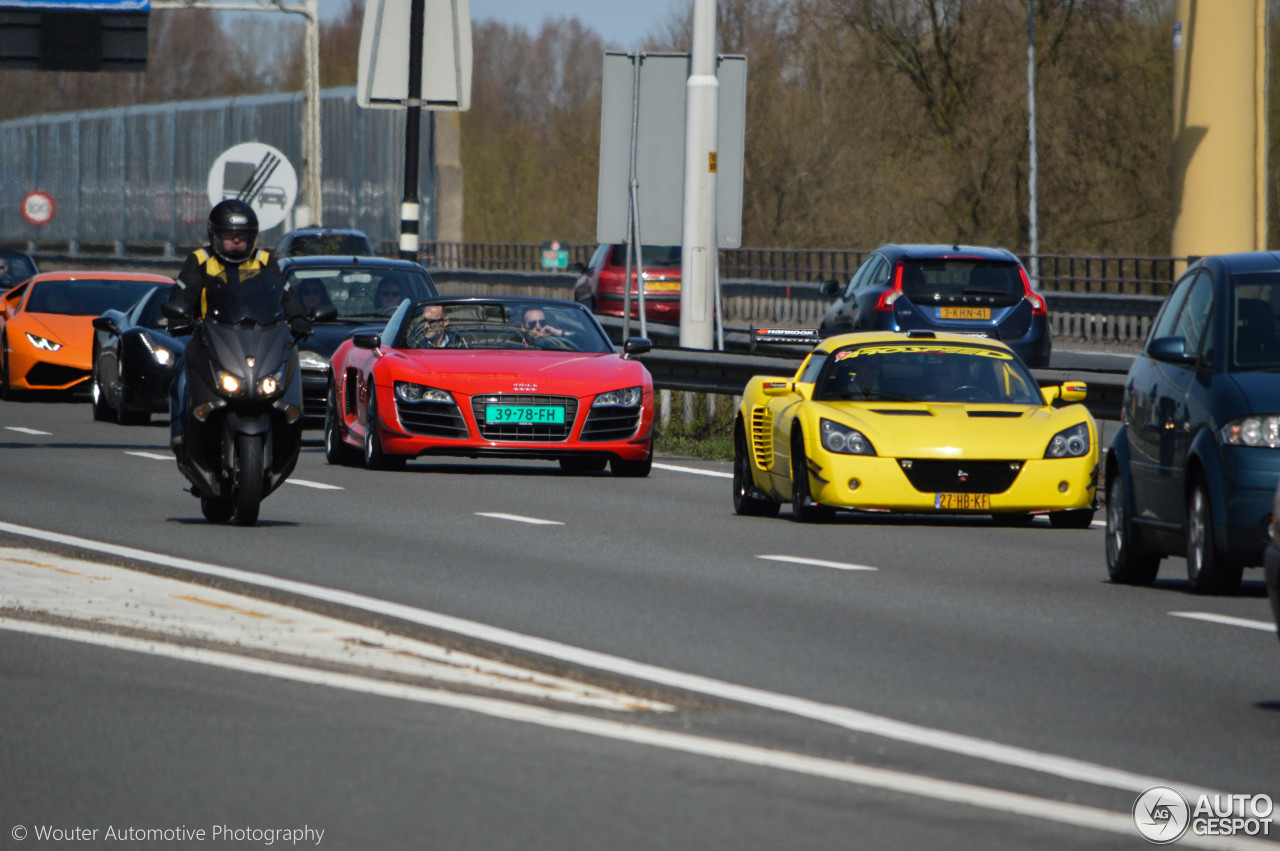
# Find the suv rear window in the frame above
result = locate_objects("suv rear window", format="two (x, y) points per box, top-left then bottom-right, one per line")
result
(901, 260), (1024, 307)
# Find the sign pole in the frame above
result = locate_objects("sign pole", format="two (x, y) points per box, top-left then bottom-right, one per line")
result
(400, 0), (426, 262)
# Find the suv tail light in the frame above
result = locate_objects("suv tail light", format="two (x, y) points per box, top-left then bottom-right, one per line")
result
(1020, 267), (1047, 316)
(874, 263), (905, 312)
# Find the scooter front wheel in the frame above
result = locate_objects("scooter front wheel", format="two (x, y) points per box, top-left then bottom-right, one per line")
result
(233, 432), (265, 526)
(201, 496), (234, 523)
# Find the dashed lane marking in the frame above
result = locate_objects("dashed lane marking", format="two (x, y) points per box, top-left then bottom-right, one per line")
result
(757, 554), (878, 572)
(476, 512), (564, 526)
(1169, 611), (1275, 632)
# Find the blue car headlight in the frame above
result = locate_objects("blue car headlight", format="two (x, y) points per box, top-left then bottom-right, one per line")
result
(1221, 415), (1280, 448)
(394, 381), (453, 404)
(819, 418), (876, 455)
(1045, 422), (1090, 458)
(593, 386), (642, 408)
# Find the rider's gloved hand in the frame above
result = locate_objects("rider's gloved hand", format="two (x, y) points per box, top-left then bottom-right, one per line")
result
(289, 316), (312, 341)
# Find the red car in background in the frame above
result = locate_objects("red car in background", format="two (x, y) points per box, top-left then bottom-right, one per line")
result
(325, 296), (656, 477)
(572, 243), (682, 323)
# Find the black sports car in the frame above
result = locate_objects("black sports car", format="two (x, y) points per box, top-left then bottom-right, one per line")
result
(90, 283), (184, 425)
(280, 255), (440, 427)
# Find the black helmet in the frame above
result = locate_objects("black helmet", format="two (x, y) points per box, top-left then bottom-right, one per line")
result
(207, 199), (259, 263)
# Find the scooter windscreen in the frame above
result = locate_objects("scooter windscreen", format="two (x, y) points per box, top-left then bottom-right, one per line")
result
(204, 272), (288, 326)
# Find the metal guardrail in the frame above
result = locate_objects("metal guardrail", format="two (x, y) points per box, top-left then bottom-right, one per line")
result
(31, 252), (1132, 421)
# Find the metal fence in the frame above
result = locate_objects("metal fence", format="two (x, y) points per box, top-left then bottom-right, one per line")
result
(421, 241), (1182, 296)
(0, 87), (431, 254)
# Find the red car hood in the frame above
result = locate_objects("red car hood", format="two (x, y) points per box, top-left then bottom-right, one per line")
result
(380, 349), (649, 394)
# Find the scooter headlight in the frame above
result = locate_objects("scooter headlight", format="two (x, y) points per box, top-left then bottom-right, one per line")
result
(258, 365), (288, 397)
(217, 371), (243, 395)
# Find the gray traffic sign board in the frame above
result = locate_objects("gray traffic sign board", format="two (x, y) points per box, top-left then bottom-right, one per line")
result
(357, 0), (472, 110)
(596, 52), (746, 248)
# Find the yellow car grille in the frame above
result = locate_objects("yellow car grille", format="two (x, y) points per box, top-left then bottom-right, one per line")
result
(750, 406), (773, 468)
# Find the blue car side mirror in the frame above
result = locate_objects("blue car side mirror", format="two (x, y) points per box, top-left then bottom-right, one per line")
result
(1147, 335), (1196, 364)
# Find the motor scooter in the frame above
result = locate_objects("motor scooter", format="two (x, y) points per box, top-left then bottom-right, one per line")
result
(162, 284), (331, 525)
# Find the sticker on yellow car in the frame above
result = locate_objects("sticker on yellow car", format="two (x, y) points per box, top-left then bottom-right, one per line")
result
(934, 492), (992, 510)
(835, 344), (1014, 361)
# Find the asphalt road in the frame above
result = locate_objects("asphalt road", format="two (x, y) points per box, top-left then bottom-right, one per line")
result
(1, 397), (1277, 850)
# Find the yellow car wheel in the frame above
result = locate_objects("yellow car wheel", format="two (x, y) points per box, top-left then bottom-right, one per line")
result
(732, 424), (780, 517)
(790, 430), (834, 523)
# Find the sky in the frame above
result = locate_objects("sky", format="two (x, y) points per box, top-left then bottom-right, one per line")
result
(317, 0), (679, 51)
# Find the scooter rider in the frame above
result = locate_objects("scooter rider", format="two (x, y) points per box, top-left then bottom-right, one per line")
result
(167, 199), (310, 452)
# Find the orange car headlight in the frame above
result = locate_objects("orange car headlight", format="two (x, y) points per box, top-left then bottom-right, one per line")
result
(25, 332), (62, 352)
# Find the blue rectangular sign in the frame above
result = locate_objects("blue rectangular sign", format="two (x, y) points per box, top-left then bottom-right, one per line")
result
(0, 1), (149, 8)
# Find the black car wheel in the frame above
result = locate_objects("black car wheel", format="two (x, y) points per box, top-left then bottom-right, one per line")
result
(790, 431), (833, 523)
(1104, 472), (1160, 585)
(1186, 479), (1243, 594)
(560, 456), (608, 474)
(91, 357), (114, 421)
(363, 385), (405, 471)
(610, 445), (653, 478)
(1049, 508), (1095, 529)
(324, 383), (360, 466)
(0, 334), (12, 400)
(733, 423), (780, 517)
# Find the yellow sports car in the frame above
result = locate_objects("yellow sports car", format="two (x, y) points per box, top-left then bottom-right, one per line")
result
(733, 330), (1098, 526)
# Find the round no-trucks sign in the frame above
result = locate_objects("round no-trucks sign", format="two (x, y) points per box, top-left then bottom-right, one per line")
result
(206, 142), (298, 231)
(22, 190), (54, 226)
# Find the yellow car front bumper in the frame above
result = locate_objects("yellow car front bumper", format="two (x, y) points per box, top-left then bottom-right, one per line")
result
(804, 454), (1097, 514)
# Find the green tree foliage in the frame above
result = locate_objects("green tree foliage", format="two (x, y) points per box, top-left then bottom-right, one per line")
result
(12, 0), (1278, 257)
(460, 19), (605, 243)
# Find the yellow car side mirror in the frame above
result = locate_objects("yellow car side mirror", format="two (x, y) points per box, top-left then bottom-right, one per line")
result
(1043, 382), (1087, 405)
(1060, 381), (1087, 403)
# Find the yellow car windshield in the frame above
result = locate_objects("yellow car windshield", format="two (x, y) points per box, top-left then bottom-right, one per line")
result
(816, 344), (1042, 405)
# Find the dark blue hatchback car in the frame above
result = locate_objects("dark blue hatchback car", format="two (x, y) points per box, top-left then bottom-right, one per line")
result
(818, 244), (1051, 367)
(1106, 252), (1280, 594)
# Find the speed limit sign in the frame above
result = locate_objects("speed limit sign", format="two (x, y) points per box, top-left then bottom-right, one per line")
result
(22, 190), (55, 227)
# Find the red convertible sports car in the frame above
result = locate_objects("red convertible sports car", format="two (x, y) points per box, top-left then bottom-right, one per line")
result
(325, 296), (656, 476)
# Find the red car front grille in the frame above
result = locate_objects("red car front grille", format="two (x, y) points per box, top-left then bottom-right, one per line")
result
(471, 394), (579, 442)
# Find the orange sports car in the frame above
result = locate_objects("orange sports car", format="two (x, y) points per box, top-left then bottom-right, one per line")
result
(1, 270), (174, 398)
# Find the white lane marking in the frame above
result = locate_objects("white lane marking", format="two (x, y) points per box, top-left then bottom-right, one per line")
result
(654, 462), (731, 478)
(5, 426), (51, 436)
(1170, 611), (1276, 632)
(1090, 520), (1105, 529)
(475, 512), (564, 526)
(123, 451), (342, 489)
(0, 520), (1242, 811)
(287, 479), (343, 491)
(0, 549), (669, 713)
(757, 554), (878, 572)
(125, 451), (171, 461)
(4, 617), (1257, 848)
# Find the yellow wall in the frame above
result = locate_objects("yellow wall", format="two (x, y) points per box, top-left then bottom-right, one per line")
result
(1171, 0), (1267, 265)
